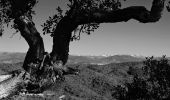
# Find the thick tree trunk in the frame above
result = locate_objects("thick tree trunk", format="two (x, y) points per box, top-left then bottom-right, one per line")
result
(50, 16), (78, 67)
(14, 16), (45, 72)
(0, 15), (46, 99)
(0, 16), (47, 99)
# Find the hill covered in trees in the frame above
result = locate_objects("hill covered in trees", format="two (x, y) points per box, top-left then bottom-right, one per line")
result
(0, 53), (170, 100)
(0, 60), (142, 100)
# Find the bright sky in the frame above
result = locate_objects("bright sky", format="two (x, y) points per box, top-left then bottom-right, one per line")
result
(0, 0), (170, 57)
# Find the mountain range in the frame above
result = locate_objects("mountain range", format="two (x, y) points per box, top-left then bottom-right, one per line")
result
(0, 52), (145, 64)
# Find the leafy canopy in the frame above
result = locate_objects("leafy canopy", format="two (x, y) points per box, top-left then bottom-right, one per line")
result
(115, 56), (170, 100)
(42, 0), (125, 40)
(0, 0), (37, 35)
(0, 0), (170, 38)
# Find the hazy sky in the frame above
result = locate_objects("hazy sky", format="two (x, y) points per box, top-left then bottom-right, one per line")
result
(0, 0), (170, 57)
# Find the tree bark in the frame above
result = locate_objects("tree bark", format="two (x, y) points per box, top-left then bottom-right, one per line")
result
(50, 0), (165, 66)
(76, 0), (165, 24)
(14, 16), (45, 72)
(50, 16), (78, 66)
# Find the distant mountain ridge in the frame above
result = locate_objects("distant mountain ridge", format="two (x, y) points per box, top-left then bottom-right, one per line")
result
(0, 52), (145, 64)
(0, 52), (25, 64)
(67, 55), (145, 65)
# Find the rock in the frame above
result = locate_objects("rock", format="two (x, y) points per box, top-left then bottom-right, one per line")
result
(0, 71), (25, 99)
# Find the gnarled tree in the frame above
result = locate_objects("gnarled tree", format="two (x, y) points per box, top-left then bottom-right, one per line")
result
(43, 0), (167, 68)
(0, 0), (168, 98)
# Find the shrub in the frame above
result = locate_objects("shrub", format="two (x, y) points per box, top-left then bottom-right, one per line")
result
(115, 56), (170, 100)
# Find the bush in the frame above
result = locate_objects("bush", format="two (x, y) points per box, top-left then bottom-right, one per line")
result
(115, 56), (170, 100)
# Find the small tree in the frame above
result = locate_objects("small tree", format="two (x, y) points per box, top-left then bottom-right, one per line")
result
(115, 56), (170, 100)
(142, 56), (170, 99)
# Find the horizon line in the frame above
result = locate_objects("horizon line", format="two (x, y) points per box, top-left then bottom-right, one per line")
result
(0, 51), (168, 58)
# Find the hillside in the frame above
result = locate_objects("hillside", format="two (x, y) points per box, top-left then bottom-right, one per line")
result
(0, 52), (25, 64)
(0, 52), (158, 100)
(0, 61), (143, 100)
(0, 52), (144, 76)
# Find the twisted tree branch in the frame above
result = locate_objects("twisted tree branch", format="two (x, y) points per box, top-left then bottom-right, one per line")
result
(76, 0), (165, 24)
(14, 16), (45, 71)
(51, 0), (165, 66)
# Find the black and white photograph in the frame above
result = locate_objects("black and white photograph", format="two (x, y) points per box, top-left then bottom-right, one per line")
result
(0, 0), (170, 99)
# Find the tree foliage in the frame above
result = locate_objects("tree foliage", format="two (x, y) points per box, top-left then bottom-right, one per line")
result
(115, 56), (170, 100)
(42, 0), (124, 40)
(0, 0), (168, 39)
(167, 1), (170, 11)
(0, 0), (37, 35)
